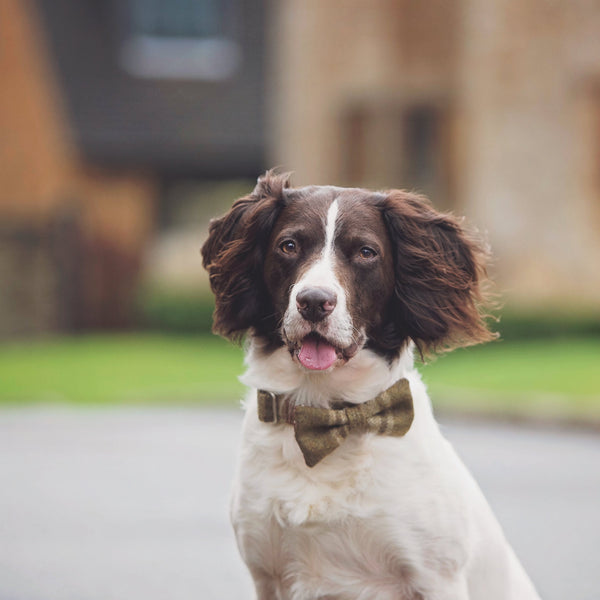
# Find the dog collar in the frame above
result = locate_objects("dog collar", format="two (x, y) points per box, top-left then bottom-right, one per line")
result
(257, 378), (414, 467)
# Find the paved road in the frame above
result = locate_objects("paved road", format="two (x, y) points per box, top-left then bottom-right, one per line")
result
(0, 407), (598, 600)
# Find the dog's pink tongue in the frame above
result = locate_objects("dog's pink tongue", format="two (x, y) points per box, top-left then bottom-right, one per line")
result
(298, 337), (338, 371)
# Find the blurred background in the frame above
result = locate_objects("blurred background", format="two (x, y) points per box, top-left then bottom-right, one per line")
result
(0, 0), (598, 417)
(1, 2), (600, 598)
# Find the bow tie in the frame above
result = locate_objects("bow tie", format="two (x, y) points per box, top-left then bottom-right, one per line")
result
(257, 378), (414, 467)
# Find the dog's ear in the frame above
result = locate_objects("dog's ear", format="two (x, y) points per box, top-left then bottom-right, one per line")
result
(201, 171), (290, 341)
(380, 190), (496, 355)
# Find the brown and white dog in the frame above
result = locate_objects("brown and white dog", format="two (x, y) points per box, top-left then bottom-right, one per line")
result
(202, 171), (540, 600)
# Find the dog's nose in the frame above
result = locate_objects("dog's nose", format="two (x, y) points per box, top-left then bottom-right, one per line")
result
(296, 287), (337, 322)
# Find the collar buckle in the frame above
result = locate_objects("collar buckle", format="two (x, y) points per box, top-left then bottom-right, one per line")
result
(266, 391), (279, 424)
(257, 390), (296, 425)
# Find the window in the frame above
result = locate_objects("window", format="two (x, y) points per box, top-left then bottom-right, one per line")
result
(340, 100), (454, 209)
(119, 0), (241, 80)
(403, 106), (449, 205)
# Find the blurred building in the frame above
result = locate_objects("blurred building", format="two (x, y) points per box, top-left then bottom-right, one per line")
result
(0, 0), (266, 336)
(270, 0), (600, 305)
(1, 0), (599, 338)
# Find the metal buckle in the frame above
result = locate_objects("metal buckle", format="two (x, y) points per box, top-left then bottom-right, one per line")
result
(266, 391), (279, 424)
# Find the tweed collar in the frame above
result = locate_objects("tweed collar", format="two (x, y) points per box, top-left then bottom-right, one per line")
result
(257, 378), (414, 467)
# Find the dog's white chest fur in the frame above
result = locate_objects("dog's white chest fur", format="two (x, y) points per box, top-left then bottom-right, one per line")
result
(232, 422), (466, 599)
(230, 351), (540, 600)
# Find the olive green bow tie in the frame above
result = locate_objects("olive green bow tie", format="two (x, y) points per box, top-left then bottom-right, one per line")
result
(257, 378), (414, 467)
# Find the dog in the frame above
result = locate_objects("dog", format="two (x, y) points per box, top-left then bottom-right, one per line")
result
(201, 171), (541, 600)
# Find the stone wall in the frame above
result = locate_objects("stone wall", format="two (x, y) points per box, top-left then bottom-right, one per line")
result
(271, 0), (600, 304)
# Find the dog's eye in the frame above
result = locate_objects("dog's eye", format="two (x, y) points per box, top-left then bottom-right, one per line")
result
(359, 247), (377, 260)
(279, 240), (298, 255)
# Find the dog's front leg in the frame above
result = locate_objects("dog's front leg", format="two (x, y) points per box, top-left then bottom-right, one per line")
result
(249, 566), (280, 600)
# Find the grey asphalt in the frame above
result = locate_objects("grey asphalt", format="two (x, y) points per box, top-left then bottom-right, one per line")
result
(0, 408), (598, 600)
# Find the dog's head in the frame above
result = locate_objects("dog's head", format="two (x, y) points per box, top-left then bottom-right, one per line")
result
(202, 171), (495, 369)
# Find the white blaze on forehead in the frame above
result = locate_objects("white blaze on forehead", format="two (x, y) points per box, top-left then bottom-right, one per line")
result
(297, 199), (340, 287)
(323, 199), (339, 259)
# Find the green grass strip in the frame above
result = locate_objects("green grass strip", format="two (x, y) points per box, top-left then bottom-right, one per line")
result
(0, 335), (598, 422)
(421, 338), (600, 420)
(0, 334), (245, 406)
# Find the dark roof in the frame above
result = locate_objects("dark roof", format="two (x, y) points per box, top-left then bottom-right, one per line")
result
(34, 0), (266, 177)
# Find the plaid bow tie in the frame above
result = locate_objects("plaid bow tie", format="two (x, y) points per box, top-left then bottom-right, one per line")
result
(257, 378), (414, 467)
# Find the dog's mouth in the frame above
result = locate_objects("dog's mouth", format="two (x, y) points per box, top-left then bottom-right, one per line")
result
(290, 332), (364, 371)
(296, 333), (339, 371)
